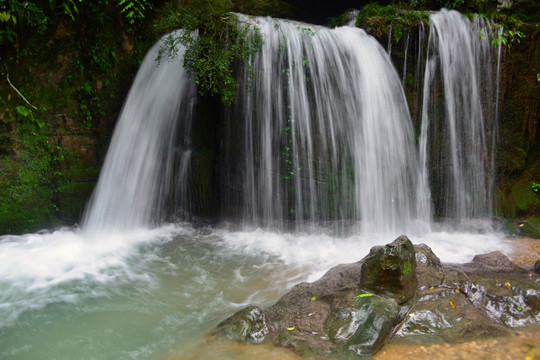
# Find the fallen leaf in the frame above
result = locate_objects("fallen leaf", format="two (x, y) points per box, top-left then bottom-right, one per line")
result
(517, 306), (523, 312)
(409, 313), (415, 317)
(429, 286), (435, 291)
(505, 282), (511, 290)
(355, 293), (374, 298)
(450, 300), (456, 308)
(310, 296), (316, 301)
(287, 326), (295, 331)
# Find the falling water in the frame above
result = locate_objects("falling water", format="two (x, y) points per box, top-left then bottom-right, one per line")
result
(82, 33), (197, 233)
(80, 11), (498, 235)
(419, 10), (497, 222)
(228, 16), (430, 236)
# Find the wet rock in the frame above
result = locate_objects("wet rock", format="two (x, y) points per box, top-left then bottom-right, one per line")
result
(215, 306), (270, 344)
(532, 260), (540, 275)
(360, 235), (417, 304)
(214, 238), (540, 358)
(414, 244), (445, 290)
(215, 236), (416, 358)
(466, 251), (529, 274)
(398, 246), (540, 344)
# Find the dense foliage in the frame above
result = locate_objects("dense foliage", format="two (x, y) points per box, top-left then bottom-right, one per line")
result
(154, 0), (289, 105)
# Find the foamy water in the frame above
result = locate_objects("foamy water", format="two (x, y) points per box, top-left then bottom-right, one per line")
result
(0, 225), (511, 360)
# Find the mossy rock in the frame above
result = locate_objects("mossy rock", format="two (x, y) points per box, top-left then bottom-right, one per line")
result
(360, 235), (417, 304)
(507, 218), (540, 238)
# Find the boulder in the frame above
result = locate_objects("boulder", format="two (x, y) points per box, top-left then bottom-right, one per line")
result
(213, 237), (540, 358)
(360, 235), (417, 304)
(214, 236), (416, 358)
(397, 247), (540, 343)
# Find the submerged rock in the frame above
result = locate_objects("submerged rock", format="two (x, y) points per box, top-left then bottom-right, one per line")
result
(213, 237), (540, 358)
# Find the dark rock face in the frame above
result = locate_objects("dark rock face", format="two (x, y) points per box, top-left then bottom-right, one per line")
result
(533, 260), (540, 275)
(360, 235), (417, 304)
(214, 239), (540, 358)
(414, 243), (445, 290)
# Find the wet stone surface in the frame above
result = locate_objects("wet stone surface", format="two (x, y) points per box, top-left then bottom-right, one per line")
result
(213, 237), (540, 359)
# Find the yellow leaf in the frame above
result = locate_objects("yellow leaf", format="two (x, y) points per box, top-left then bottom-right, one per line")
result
(429, 286), (435, 291)
(287, 326), (295, 331)
(450, 300), (456, 308)
(310, 296), (316, 301)
(505, 282), (511, 290)
(409, 313), (415, 317)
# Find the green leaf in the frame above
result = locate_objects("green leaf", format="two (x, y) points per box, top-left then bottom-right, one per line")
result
(16, 106), (31, 117)
(355, 293), (373, 298)
(310, 296), (316, 301)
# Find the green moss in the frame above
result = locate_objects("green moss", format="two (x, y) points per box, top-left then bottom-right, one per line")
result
(355, 4), (428, 42)
(523, 217), (540, 238)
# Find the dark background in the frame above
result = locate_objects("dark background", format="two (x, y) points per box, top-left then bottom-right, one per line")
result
(283, 0), (390, 24)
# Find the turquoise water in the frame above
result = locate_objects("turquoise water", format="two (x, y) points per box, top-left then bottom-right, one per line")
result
(0, 224), (509, 359)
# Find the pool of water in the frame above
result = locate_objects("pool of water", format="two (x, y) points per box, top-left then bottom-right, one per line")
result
(0, 224), (511, 359)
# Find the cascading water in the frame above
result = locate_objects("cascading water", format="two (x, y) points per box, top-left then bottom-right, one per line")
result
(226, 16), (430, 236)
(82, 32), (197, 234)
(419, 9), (498, 222)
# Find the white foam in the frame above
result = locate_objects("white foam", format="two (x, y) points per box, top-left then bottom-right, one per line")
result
(216, 228), (509, 281)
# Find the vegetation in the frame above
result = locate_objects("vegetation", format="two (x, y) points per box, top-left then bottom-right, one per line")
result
(354, 4), (429, 42)
(153, 0), (292, 105)
(154, 0), (264, 105)
(0, 0), (156, 233)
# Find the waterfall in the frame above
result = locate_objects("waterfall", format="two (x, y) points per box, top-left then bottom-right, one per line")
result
(82, 33), (197, 233)
(81, 10), (499, 236)
(419, 9), (497, 222)
(227, 16), (430, 235)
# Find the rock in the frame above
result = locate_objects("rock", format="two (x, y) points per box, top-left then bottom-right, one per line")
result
(462, 251), (528, 274)
(414, 244), (445, 290)
(214, 306), (270, 344)
(213, 238), (540, 358)
(215, 236), (416, 358)
(397, 246), (540, 344)
(360, 235), (417, 304)
(532, 260), (540, 275)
